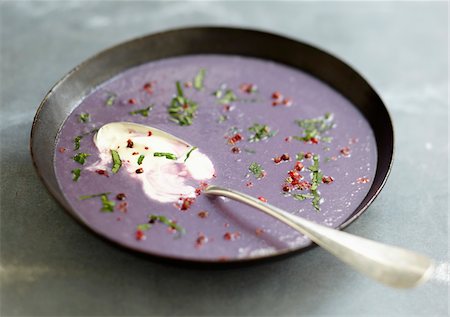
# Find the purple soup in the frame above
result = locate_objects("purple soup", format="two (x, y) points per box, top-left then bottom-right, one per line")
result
(54, 55), (377, 261)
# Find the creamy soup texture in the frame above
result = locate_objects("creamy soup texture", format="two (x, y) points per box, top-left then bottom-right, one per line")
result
(54, 55), (377, 260)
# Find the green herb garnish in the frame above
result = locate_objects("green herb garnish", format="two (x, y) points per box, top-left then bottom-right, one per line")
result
(79, 192), (115, 212)
(308, 155), (323, 211)
(129, 105), (153, 117)
(73, 135), (83, 150)
(194, 68), (205, 90)
(79, 113), (90, 123)
(292, 193), (315, 201)
(249, 162), (265, 179)
(168, 81), (198, 126)
(248, 123), (277, 142)
(111, 150), (122, 173)
(100, 194), (115, 212)
(148, 214), (185, 234)
(184, 147), (197, 162)
(73, 152), (90, 165)
(154, 152), (177, 160)
(296, 152), (305, 161)
(294, 113), (334, 142)
(218, 89), (237, 104)
(136, 223), (151, 231)
(105, 93), (116, 106)
(217, 114), (228, 123)
(137, 155), (145, 165)
(71, 168), (81, 181)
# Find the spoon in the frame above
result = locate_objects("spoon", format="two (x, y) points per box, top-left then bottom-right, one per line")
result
(96, 122), (434, 288)
(204, 185), (434, 288)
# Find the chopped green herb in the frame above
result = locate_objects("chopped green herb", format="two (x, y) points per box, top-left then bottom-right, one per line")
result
(294, 113), (334, 142)
(129, 105), (153, 117)
(168, 81), (198, 126)
(71, 168), (81, 181)
(73, 135), (83, 150)
(137, 155), (145, 165)
(148, 214), (185, 234)
(154, 152), (177, 160)
(321, 136), (333, 143)
(194, 68), (205, 90)
(292, 193), (315, 201)
(213, 89), (223, 99)
(184, 147), (197, 162)
(79, 192), (115, 212)
(219, 89), (237, 104)
(217, 114), (228, 123)
(79, 192), (111, 200)
(289, 154), (324, 211)
(137, 223), (151, 231)
(311, 190), (321, 211)
(100, 194), (115, 212)
(248, 123), (277, 142)
(243, 148), (256, 154)
(111, 150), (122, 173)
(248, 162), (265, 179)
(79, 113), (90, 123)
(296, 152), (305, 161)
(105, 93), (117, 106)
(73, 152), (90, 165)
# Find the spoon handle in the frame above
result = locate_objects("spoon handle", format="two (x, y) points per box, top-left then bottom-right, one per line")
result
(205, 185), (433, 288)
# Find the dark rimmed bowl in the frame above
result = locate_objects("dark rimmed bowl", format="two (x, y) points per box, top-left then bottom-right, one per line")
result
(30, 26), (393, 266)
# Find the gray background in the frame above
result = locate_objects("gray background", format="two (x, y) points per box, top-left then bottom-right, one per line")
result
(1, 1), (448, 316)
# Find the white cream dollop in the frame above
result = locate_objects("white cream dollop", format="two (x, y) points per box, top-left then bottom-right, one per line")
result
(89, 122), (215, 203)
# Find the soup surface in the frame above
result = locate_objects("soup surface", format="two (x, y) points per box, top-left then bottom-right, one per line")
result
(54, 55), (377, 261)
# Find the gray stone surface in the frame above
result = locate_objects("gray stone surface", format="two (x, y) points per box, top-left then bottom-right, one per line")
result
(0, 1), (448, 316)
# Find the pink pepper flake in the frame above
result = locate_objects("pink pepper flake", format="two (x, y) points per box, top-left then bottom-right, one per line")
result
(239, 83), (257, 94)
(118, 202), (128, 213)
(228, 133), (243, 145)
(223, 231), (240, 241)
(282, 98), (293, 106)
(304, 152), (313, 159)
(128, 98), (137, 105)
(231, 146), (241, 154)
(255, 228), (264, 236)
(95, 169), (109, 177)
(246, 182), (253, 188)
(116, 193), (126, 200)
(147, 131), (152, 136)
(59, 147), (66, 153)
(143, 82), (154, 94)
(322, 176), (334, 184)
(135, 230), (146, 241)
(284, 136), (292, 142)
(258, 196), (268, 203)
(297, 181), (312, 191)
(272, 91), (282, 100)
(340, 147), (351, 157)
(178, 197), (195, 211)
(198, 211), (209, 218)
(357, 177), (370, 184)
(294, 161), (304, 171)
(195, 234), (208, 248)
(273, 156), (282, 164)
(184, 81), (192, 88)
